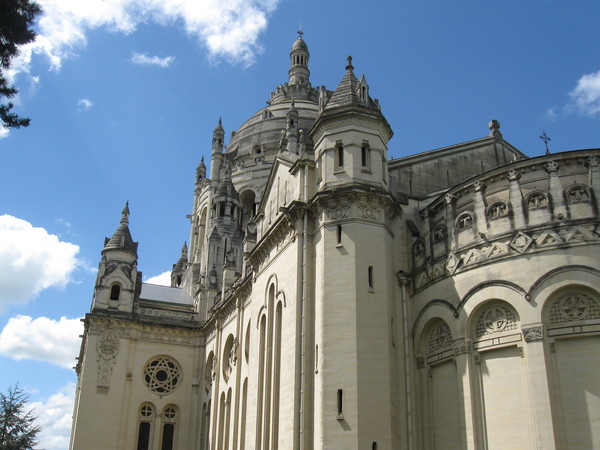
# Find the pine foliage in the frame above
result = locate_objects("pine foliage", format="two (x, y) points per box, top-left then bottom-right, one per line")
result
(0, 0), (42, 129)
(0, 384), (41, 450)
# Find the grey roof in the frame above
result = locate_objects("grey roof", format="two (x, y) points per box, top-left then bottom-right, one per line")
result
(103, 203), (138, 255)
(140, 283), (195, 306)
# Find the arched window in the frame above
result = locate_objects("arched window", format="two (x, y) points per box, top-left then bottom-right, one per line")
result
(160, 405), (177, 450)
(137, 403), (155, 450)
(110, 284), (121, 301)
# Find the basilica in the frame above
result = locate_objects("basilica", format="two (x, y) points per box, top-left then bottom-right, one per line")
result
(70, 34), (600, 449)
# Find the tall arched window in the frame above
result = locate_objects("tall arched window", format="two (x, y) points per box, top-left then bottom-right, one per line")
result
(136, 403), (155, 450)
(160, 405), (177, 450)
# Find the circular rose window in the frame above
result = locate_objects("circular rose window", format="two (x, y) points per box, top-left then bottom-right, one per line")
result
(143, 357), (181, 394)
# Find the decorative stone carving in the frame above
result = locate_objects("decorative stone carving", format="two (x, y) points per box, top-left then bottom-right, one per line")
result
(453, 338), (469, 356)
(97, 330), (120, 360)
(428, 322), (452, 353)
(445, 253), (460, 275)
(510, 232), (533, 254)
(544, 160), (559, 173)
(558, 293), (590, 321)
(488, 202), (508, 220)
(143, 356), (181, 394)
(456, 213), (473, 230)
(522, 326), (543, 342)
(507, 168), (521, 181)
(527, 192), (548, 209)
(475, 304), (518, 338)
(566, 185), (591, 203)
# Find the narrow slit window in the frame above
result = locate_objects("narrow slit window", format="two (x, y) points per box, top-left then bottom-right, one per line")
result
(368, 266), (374, 290)
(337, 389), (343, 417)
(336, 225), (342, 245)
(337, 145), (344, 168)
(372, 443), (378, 450)
(361, 145), (370, 167)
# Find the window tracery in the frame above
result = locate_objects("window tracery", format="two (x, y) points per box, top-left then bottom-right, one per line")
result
(143, 357), (181, 394)
(526, 192), (548, 209)
(549, 292), (600, 324)
(474, 304), (518, 338)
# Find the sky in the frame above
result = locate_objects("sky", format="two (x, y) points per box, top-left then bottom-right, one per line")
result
(0, 0), (599, 447)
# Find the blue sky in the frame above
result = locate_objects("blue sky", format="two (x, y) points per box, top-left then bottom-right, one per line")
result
(1, 0), (599, 447)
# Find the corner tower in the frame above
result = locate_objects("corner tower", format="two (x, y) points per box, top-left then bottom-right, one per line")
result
(309, 58), (399, 449)
(91, 202), (140, 314)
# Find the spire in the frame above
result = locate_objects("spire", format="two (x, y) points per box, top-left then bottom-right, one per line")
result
(171, 242), (188, 287)
(289, 31), (310, 85)
(324, 56), (379, 112)
(211, 118), (224, 182)
(103, 202), (138, 256)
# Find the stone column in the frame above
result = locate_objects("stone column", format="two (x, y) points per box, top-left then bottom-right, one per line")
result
(473, 180), (488, 236)
(453, 338), (478, 450)
(508, 169), (526, 229)
(586, 156), (600, 215)
(445, 194), (457, 251)
(521, 325), (556, 450)
(545, 161), (568, 220)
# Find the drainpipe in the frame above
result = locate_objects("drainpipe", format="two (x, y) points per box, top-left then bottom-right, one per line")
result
(397, 271), (413, 450)
(298, 161), (309, 450)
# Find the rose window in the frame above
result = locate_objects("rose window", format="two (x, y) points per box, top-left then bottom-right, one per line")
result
(143, 357), (181, 394)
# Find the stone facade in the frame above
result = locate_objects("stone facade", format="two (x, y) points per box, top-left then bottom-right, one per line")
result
(70, 35), (600, 450)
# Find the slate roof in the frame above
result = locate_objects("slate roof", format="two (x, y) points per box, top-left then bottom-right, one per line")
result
(140, 283), (195, 306)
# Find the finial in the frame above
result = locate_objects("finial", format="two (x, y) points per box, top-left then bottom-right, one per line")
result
(181, 242), (188, 256)
(297, 26), (303, 39)
(540, 131), (551, 155)
(488, 119), (502, 138)
(201, 155), (204, 163)
(218, 117), (222, 125)
(121, 201), (130, 224)
(346, 55), (354, 71)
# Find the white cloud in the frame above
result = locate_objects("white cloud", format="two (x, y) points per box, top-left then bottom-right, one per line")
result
(10, 0), (280, 84)
(0, 315), (83, 369)
(29, 382), (76, 450)
(77, 98), (93, 110)
(0, 127), (9, 139)
(0, 215), (80, 311)
(145, 270), (172, 286)
(568, 69), (600, 117)
(132, 52), (175, 67)
(544, 107), (558, 122)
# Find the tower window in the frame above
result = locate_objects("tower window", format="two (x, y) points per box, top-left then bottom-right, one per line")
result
(361, 144), (371, 168)
(335, 144), (344, 170)
(336, 224), (342, 246)
(337, 389), (343, 418)
(368, 266), (374, 290)
(110, 284), (121, 301)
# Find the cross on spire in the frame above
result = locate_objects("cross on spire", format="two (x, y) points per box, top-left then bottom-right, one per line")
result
(297, 27), (303, 39)
(540, 131), (551, 155)
(346, 55), (354, 71)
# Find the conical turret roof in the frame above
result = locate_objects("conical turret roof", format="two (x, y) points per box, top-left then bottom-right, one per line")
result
(324, 56), (379, 112)
(102, 202), (138, 255)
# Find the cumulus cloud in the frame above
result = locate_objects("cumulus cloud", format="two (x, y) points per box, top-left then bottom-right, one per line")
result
(10, 0), (280, 84)
(145, 270), (172, 286)
(132, 52), (175, 67)
(544, 107), (558, 122)
(0, 127), (9, 139)
(0, 215), (80, 311)
(568, 69), (600, 117)
(77, 98), (93, 110)
(0, 315), (83, 368)
(30, 382), (76, 450)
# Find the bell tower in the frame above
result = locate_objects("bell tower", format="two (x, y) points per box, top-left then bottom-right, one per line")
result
(91, 202), (140, 314)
